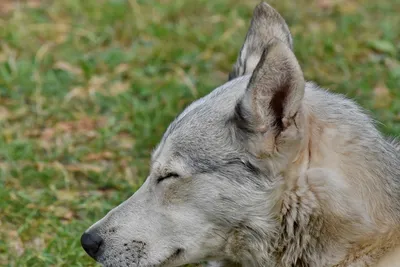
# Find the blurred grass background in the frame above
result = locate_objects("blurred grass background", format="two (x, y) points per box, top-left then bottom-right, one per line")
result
(0, 0), (399, 266)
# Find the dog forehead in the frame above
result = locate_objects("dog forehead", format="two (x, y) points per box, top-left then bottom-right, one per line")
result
(180, 76), (249, 118)
(151, 76), (250, 165)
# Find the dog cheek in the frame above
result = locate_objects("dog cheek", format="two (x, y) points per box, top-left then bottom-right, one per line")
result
(161, 178), (194, 205)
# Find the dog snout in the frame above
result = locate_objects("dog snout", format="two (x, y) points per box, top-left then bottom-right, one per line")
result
(81, 231), (103, 259)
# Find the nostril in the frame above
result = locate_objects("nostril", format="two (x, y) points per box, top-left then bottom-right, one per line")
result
(81, 231), (103, 259)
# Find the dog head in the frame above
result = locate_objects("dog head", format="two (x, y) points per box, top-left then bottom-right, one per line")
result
(81, 2), (306, 266)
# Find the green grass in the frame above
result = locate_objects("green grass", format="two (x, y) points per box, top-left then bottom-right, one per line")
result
(0, 0), (399, 266)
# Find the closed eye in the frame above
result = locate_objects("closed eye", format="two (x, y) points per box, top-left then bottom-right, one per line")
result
(156, 172), (180, 184)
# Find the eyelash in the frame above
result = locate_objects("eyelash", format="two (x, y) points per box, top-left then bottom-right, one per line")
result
(156, 172), (180, 184)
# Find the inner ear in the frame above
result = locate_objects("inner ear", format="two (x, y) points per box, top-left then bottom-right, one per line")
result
(270, 83), (290, 132)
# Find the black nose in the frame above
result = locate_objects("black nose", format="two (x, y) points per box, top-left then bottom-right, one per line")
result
(81, 231), (103, 259)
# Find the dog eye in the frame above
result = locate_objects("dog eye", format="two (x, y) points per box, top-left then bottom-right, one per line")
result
(156, 172), (180, 184)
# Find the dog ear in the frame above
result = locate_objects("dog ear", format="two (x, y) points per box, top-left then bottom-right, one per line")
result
(229, 2), (293, 80)
(237, 39), (304, 138)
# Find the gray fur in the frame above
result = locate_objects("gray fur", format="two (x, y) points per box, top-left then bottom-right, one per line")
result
(82, 2), (400, 267)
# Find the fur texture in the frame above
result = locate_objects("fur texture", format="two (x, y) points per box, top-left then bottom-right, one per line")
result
(82, 2), (400, 267)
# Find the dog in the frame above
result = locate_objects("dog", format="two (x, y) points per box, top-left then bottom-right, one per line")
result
(81, 2), (400, 266)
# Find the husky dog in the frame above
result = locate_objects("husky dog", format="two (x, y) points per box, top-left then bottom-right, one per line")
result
(81, 2), (400, 266)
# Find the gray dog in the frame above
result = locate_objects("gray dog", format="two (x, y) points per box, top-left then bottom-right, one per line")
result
(81, 2), (400, 266)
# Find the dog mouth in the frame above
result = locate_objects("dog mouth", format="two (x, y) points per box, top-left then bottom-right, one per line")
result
(158, 248), (184, 266)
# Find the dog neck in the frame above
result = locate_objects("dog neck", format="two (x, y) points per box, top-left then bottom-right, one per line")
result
(270, 108), (400, 267)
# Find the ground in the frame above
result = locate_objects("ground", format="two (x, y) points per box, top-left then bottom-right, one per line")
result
(0, 0), (399, 266)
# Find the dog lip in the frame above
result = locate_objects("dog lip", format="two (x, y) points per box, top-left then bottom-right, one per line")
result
(96, 248), (184, 267)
